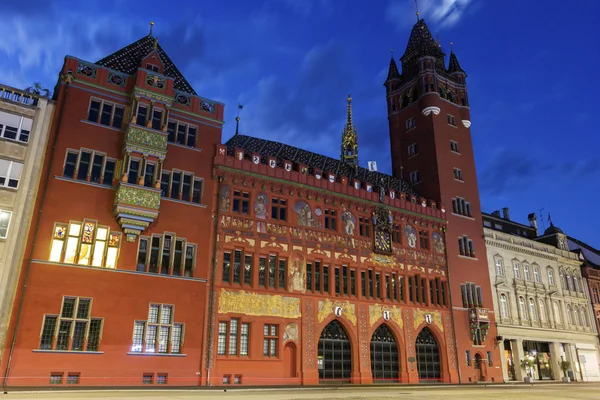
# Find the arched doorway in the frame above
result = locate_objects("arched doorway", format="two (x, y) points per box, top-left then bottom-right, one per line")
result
(370, 324), (399, 382)
(415, 327), (441, 382)
(318, 320), (352, 382)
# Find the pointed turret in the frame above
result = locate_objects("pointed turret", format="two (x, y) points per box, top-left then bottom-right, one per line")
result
(448, 51), (466, 75)
(400, 19), (445, 75)
(386, 55), (401, 82)
(341, 94), (358, 168)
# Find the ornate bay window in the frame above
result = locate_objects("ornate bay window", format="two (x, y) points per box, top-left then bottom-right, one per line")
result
(49, 219), (121, 268)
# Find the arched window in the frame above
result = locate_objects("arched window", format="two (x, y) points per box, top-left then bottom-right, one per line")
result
(573, 276), (580, 292)
(560, 270), (567, 289)
(573, 306), (580, 326)
(566, 273), (573, 291)
(553, 301), (562, 323)
(547, 268), (555, 286)
(581, 307), (589, 327)
(566, 304), (573, 325)
(524, 265), (531, 281)
(500, 294), (509, 318)
(533, 267), (540, 283)
(519, 297), (527, 320)
(495, 258), (504, 277)
(529, 298), (537, 321)
(538, 299), (546, 322)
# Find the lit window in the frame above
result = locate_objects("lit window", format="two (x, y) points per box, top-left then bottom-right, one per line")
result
(130, 303), (184, 354)
(49, 220), (121, 268)
(39, 296), (103, 352)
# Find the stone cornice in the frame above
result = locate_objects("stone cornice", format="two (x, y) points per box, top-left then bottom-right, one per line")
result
(486, 238), (575, 263)
(216, 165), (446, 224)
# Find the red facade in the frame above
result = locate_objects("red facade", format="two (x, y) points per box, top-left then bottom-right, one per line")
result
(385, 20), (503, 383)
(1, 36), (224, 386)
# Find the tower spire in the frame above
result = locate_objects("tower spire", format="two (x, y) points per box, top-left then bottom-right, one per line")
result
(341, 94), (358, 168)
(415, 0), (420, 21)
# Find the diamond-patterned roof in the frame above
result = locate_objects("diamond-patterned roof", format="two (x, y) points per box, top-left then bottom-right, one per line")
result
(96, 35), (196, 95)
(225, 134), (417, 196)
(385, 57), (401, 82)
(448, 51), (465, 74)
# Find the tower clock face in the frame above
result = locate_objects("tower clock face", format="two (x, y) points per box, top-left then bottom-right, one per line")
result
(375, 231), (391, 252)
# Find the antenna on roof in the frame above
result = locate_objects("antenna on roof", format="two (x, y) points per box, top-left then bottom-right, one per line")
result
(415, 0), (420, 22)
(450, 41), (454, 52)
(149, 22), (155, 37)
(539, 208), (546, 231)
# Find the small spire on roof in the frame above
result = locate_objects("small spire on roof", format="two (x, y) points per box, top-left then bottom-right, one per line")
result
(153, 37), (159, 49)
(415, 0), (420, 22)
(450, 41), (453, 51)
(149, 22), (155, 37)
(390, 48), (394, 58)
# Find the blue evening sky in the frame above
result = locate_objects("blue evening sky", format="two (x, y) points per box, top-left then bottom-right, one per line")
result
(2, 0), (598, 247)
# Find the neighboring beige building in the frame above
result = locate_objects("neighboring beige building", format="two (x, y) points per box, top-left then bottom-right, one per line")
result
(483, 210), (600, 382)
(0, 83), (54, 353)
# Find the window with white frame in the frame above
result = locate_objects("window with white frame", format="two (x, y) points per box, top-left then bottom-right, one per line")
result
(62, 149), (116, 186)
(533, 266), (540, 283)
(39, 296), (103, 352)
(0, 110), (32, 143)
(87, 98), (125, 129)
(167, 120), (198, 148)
(538, 299), (546, 322)
(409, 170), (420, 184)
(518, 296), (527, 320)
(0, 210), (11, 239)
(408, 143), (418, 157)
(500, 293), (509, 318)
(547, 267), (555, 285)
(217, 319), (250, 356)
(131, 304), (184, 354)
(452, 197), (472, 217)
(160, 169), (204, 204)
(48, 219), (121, 268)
(405, 117), (416, 130)
(263, 324), (278, 357)
(137, 233), (196, 277)
(523, 264), (531, 281)
(0, 159), (23, 189)
(495, 258), (504, 276)
(513, 262), (521, 279)
(553, 301), (562, 323)
(529, 298), (537, 321)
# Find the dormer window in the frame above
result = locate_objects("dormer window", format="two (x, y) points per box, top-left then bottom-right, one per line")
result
(146, 63), (159, 73)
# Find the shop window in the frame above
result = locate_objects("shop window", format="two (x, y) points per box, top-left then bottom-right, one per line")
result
(130, 304), (184, 354)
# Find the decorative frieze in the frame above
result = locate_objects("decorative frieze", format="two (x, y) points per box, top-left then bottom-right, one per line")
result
(218, 289), (301, 319)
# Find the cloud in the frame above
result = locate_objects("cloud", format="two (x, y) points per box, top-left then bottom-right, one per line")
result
(386, 0), (474, 30)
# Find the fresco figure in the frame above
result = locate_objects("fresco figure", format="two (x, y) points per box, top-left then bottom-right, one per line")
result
(294, 201), (321, 228)
(404, 225), (417, 248)
(219, 186), (230, 212)
(341, 210), (356, 235)
(432, 232), (445, 253)
(255, 193), (268, 233)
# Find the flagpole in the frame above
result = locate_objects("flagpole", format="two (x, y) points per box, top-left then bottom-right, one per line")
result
(235, 103), (243, 135)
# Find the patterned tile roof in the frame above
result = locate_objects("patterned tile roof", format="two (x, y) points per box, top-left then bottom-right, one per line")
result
(225, 134), (417, 196)
(96, 35), (196, 95)
(448, 51), (465, 74)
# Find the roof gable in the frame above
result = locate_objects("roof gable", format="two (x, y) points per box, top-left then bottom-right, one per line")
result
(96, 35), (196, 94)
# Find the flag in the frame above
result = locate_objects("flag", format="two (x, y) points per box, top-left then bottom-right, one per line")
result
(238, 104), (244, 109)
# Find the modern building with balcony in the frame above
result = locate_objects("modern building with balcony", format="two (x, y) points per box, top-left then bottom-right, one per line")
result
(483, 210), (600, 382)
(0, 84), (54, 354)
(0, 31), (224, 387)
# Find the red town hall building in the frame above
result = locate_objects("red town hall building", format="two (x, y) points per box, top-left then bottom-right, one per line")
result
(1, 18), (501, 387)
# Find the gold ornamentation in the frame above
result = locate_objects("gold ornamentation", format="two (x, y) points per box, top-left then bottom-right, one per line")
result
(317, 299), (357, 326)
(218, 290), (301, 319)
(369, 304), (403, 328)
(369, 253), (398, 268)
(115, 184), (161, 210)
(125, 126), (168, 156)
(413, 309), (444, 333)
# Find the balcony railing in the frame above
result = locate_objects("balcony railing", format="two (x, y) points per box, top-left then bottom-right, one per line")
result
(0, 84), (40, 107)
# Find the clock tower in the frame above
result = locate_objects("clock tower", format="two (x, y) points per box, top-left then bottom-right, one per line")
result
(385, 18), (503, 383)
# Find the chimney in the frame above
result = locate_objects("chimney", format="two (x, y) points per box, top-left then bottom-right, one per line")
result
(527, 212), (538, 236)
(502, 207), (510, 221)
(491, 210), (501, 218)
